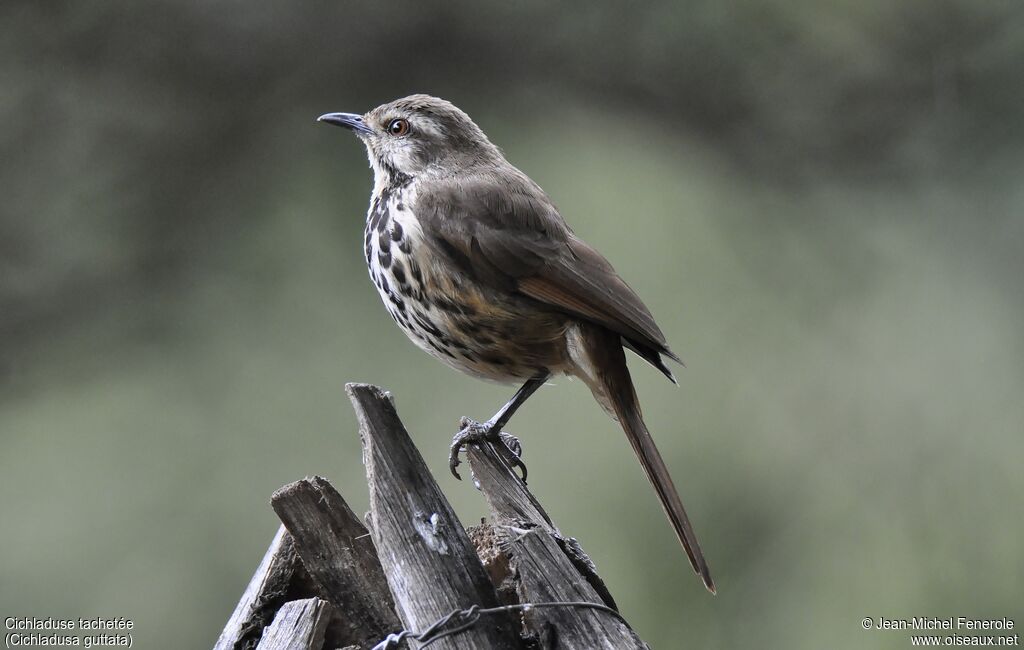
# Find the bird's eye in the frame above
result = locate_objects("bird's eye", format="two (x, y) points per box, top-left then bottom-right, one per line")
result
(387, 118), (410, 136)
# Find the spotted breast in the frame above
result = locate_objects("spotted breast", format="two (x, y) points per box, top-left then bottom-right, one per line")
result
(363, 181), (569, 383)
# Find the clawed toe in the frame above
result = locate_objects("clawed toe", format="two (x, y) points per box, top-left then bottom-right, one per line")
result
(495, 432), (527, 482)
(498, 431), (522, 458)
(448, 419), (528, 482)
(448, 419), (488, 480)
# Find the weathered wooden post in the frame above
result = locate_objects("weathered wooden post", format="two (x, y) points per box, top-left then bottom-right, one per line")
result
(214, 383), (653, 649)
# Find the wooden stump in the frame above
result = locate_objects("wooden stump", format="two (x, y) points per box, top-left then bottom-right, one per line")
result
(215, 383), (652, 649)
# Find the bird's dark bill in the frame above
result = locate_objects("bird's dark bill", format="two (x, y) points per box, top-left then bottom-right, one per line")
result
(317, 112), (372, 135)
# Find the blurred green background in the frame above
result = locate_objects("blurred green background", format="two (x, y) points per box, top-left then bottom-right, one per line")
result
(2, 1), (1022, 648)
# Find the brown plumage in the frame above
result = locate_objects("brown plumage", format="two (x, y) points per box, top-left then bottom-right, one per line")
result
(319, 94), (714, 593)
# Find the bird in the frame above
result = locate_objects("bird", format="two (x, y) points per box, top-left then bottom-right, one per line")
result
(319, 94), (714, 594)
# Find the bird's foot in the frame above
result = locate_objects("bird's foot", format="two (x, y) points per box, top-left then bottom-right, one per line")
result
(449, 417), (527, 482)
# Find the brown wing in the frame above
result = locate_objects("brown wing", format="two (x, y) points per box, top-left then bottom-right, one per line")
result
(416, 171), (681, 378)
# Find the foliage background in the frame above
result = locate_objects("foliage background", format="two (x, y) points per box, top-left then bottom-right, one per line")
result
(2, 2), (1022, 648)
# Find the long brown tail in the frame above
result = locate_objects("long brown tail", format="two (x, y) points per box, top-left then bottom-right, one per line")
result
(586, 329), (716, 593)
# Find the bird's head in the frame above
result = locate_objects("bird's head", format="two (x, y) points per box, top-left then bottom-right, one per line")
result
(319, 94), (499, 183)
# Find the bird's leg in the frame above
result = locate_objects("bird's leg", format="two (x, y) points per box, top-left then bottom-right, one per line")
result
(449, 371), (551, 481)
